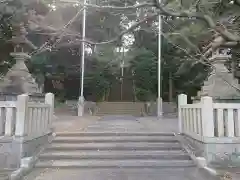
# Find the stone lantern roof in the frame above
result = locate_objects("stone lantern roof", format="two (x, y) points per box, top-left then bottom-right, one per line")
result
(8, 23), (37, 52)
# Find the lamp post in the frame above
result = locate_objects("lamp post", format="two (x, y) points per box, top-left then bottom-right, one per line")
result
(120, 47), (125, 101)
(77, 0), (87, 116)
(59, 0), (87, 116)
(157, 3), (163, 118)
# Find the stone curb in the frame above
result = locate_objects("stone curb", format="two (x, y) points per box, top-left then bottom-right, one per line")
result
(176, 133), (240, 179)
(175, 133), (219, 177)
(10, 133), (54, 180)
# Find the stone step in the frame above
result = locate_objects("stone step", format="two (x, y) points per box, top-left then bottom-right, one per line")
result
(0, 175), (9, 180)
(96, 110), (142, 112)
(95, 113), (141, 115)
(95, 113), (141, 116)
(35, 159), (195, 168)
(0, 169), (15, 180)
(97, 105), (142, 107)
(98, 107), (142, 109)
(97, 107), (143, 109)
(99, 106), (142, 109)
(56, 132), (175, 137)
(97, 102), (144, 105)
(53, 136), (178, 143)
(95, 111), (141, 113)
(47, 142), (182, 151)
(95, 114), (142, 117)
(39, 151), (191, 160)
(86, 124), (143, 128)
(96, 111), (141, 114)
(98, 105), (142, 107)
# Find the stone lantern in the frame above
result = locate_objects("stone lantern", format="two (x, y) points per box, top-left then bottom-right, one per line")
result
(0, 23), (42, 97)
(196, 47), (240, 103)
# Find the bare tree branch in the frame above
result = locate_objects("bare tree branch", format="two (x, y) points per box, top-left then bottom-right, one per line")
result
(35, 13), (158, 54)
(193, 0), (201, 10)
(222, 41), (240, 47)
(86, 2), (240, 44)
(85, 2), (155, 10)
(32, 1), (240, 57)
(30, 7), (84, 55)
(162, 19), (212, 67)
(162, 33), (210, 67)
(234, 0), (240, 6)
(157, 5), (240, 42)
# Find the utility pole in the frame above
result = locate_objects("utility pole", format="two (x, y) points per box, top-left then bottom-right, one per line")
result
(120, 47), (124, 101)
(78, 0), (87, 116)
(53, 0), (87, 116)
(169, 71), (173, 102)
(157, 0), (163, 118)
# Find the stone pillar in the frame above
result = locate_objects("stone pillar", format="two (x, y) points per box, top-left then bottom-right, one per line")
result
(45, 93), (55, 129)
(157, 97), (163, 118)
(78, 96), (85, 116)
(15, 94), (29, 137)
(178, 94), (187, 133)
(201, 96), (214, 137)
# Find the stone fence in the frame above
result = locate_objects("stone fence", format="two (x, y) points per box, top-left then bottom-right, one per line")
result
(65, 100), (177, 116)
(0, 92), (45, 102)
(145, 101), (177, 116)
(0, 93), (54, 169)
(178, 94), (240, 167)
(65, 100), (97, 115)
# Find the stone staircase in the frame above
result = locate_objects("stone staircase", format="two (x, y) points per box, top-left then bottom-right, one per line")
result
(95, 102), (145, 116)
(34, 132), (195, 168)
(0, 170), (14, 180)
(55, 103), (77, 116)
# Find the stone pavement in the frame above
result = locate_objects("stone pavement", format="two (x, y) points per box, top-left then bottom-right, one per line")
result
(24, 168), (219, 180)
(23, 115), (220, 180)
(52, 115), (100, 132)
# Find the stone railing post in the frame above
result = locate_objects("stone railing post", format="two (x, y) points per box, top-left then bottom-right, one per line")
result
(178, 94), (187, 134)
(201, 96), (214, 137)
(15, 94), (29, 136)
(45, 93), (54, 129)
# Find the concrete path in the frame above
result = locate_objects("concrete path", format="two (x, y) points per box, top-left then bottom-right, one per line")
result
(23, 168), (219, 180)
(23, 115), (219, 180)
(52, 115), (100, 132)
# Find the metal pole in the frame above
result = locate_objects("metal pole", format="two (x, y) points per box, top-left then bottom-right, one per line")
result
(78, 0), (87, 116)
(120, 47), (124, 101)
(80, 0), (86, 97)
(157, 10), (163, 118)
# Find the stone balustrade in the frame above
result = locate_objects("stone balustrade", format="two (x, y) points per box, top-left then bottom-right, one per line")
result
(0, 93), (54, 169)
(0, 93), (54, 138)
(178, 94), (240, 166)
(179, 94), (240, 139)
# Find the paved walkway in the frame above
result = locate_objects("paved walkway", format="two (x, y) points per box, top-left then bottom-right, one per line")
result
(23, 115), (220, 180)
(52, 115), (100, 132)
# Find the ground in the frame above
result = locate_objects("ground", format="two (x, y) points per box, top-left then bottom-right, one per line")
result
(23, 115), (221, 180)
(23, 168), (219, 180)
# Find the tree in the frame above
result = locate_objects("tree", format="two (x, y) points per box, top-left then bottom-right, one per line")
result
(3, 0), (239, 62)
(1, 0), (239, 97)
(0, 14), (14, 77)
(129, 35), (209, 102)
(85, 52), (116, 101)
(129, 48), (157, 101)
